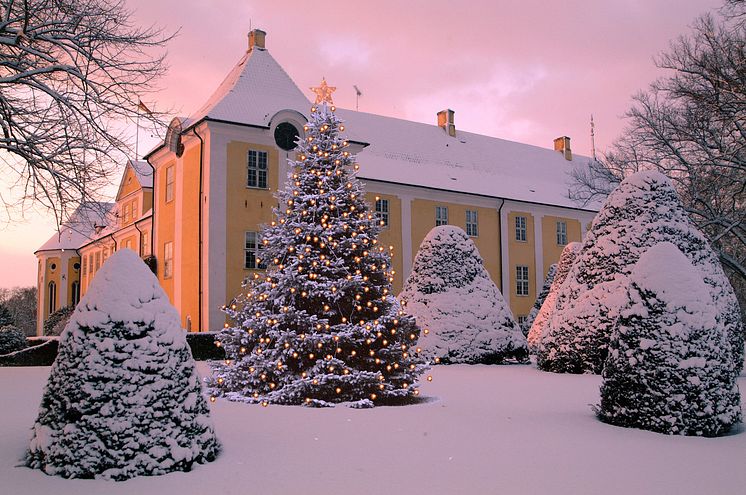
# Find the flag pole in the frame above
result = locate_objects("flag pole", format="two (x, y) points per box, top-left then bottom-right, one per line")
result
(136, 101), (141, 161)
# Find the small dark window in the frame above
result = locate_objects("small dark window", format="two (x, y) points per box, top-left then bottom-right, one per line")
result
(50, 263), (57, 271)
(274, 122), (299, 151)
(73, 262), (81, 271)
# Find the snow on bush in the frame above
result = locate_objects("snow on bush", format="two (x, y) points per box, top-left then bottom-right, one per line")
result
(0, 325), (26, 355)
(399, 226), (527, 364)
(538, 171), (744, 374)
(526, 242), (581, 355)
(598, 242), (741, 436)
(522, 264), (557, 336)
(26, 250), (220, 480)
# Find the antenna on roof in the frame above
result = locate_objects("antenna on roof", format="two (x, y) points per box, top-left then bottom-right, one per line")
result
(590, 114), (597, 161)
(354, 85), (362, 111)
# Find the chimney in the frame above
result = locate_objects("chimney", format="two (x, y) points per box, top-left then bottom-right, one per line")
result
(554, 136), (572, 161)
(437, 109), (456, 137)
(248, 29), (266, 51)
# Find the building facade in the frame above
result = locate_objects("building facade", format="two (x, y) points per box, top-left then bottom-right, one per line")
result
(34, 29), (597, 335)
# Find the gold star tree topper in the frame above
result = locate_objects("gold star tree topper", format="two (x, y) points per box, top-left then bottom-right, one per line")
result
(310, 78), (336, 105)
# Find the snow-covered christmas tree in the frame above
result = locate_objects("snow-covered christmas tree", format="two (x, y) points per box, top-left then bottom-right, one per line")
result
(538, 171), (743, 374)
(526, 242), (580, 356)
(522, 263), (557, 336)
(26, 250), (220, 480)
(209, 82), (427, 407)
(399, 226), (527, 364)
(598, 242), (741, 436)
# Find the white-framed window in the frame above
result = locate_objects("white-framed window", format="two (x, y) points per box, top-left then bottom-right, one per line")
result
(94, 252), (101, 272)
(47, 281), (56, 314)
(165, 165), (175, 203)
(517, 315), (528, 327)
(466, 210), (478, 236)
(375, 198), (389, 227)
(123, 203), (130, 224)
(244, 231), (266, 269)
(141, 231), (150, 256)
(247, 150), (268, 189)
(164, 241), (173, 279)
(515, 216), (527, 241)
(516, 265), (530, 296)
(556, 221), (567, 245)
(435, 206), (448, 226)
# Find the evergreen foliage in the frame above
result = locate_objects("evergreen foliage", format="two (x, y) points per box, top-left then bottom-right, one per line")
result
(26, 250), (220, 480)
(399, 226), (527, 364)
(522, 264), (557, 336)
(538, 171), (743, 374)
(43, 305), (74, 336)
(209, 103), (427, 407)
(527, 242), (581, 355)
(0, 304), (13, 327)
(598, 242), (741, 436)
(0, 325), (26, 355)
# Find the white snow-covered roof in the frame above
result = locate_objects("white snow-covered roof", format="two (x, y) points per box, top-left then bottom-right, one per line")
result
(172, 40), (597, 211)
(35, 202), (115, 254)
(185, 46), (310, 129)
(130, 160), (153, 188)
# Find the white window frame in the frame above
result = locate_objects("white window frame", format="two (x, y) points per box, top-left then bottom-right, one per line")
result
(164, 241), (173, 279)
(466, 210), (478, 236)
(247, 150), (268, 189)
(516, 265), (530, 296)
(515, 216), (527, 242)
(165, 165), (175, 203)
(141, 231), (150, 256)
(244, 231), (266, 269)
(556, 221), (568, 245)
(375, 198), (389, 227)
(435, 206), (448, 226)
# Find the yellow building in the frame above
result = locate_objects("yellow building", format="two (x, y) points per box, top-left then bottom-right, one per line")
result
(35, 29), (597, 335)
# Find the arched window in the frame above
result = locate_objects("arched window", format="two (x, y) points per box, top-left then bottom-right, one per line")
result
(71, 281), (80, 307)
(48, 281), (57, 315)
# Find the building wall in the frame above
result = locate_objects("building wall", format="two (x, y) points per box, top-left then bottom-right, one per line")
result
(506, 211), (537, 320)
(364, 192), (403, 293)
(156, 159), (176, 304)
(178, 144), (202, 331)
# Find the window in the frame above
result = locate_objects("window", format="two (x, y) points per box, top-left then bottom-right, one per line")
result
(244, 231), (266, 269)
(123, 203), (130, 224)
(556, 221), (567, 245)
(94, 252), (101, 272)
(123, 239), (133, 251)
(81, 258), (86, 277)
(131, 199), (138, 218)
(164, 241), (173, 279)
(86, 255), (92, 276)
(248, 150), (268, 189)
(375, 198), (389, 227)
(71, 281), (80, 307)
(515, 216), (527, 241)
(516, 265), (530, 296)
(435, 206), (448, 226)
(274, 122), (299, 151)
(466, 210), (478, 236)
(165, 165), (175, 203)
(517, 315), (528, 327)
(141, 231), (150, 256)
(48, 281), (56, 314)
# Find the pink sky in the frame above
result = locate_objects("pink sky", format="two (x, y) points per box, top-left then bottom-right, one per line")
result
(0, 0), (722, 288)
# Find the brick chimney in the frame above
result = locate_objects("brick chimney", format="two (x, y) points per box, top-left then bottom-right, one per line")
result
(248, 29), (266, 51)
(554, 136), (572, 161)
(437, 109), (456, 137)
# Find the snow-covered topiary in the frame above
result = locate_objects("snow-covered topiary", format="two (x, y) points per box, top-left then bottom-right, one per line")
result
(598, 242), (741, 436)
(399, 226), (527, 364)
(26, 250), (220, 480)
(0, 325), (26, 355)
(522, 264), (557, 336)
(527, 242), (581, 355)
(209, 102), (427, 408)
(538, 171), (743, 374)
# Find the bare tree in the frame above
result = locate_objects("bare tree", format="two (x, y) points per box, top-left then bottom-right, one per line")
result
(0, 286), (36, 335)
(571, 2), (746, 312)
(0, 0), (173, 227)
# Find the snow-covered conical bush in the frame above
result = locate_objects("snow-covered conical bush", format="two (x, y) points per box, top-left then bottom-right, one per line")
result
(526, 242), (581, 355)
(538, 171), (743, 374)
(598, 242), (741, 436)
(522, 264), (557, 336)
(26, 250), (220, 480)
(399, 226), (527, 364)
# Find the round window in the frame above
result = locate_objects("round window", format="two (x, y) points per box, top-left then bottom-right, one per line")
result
(274, 122), (299, 151)
(73, 262), (81, 270)
(50, 263), (57, 271)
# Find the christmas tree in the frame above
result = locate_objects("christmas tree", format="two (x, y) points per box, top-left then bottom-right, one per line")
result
(598, 242), (741, 436)
(26, 250), (220, 480)
(209, 82), (427, 407)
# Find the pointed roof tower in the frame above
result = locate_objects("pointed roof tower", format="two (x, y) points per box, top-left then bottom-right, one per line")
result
(185, 29), (310, 129)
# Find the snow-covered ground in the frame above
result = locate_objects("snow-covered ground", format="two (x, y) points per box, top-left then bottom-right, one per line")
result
(2, 363), (744, 495)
